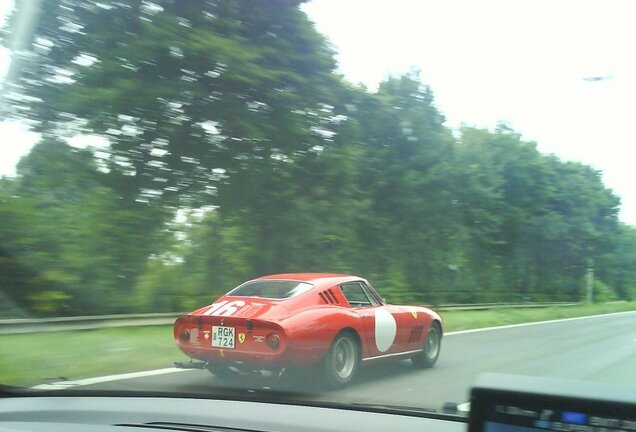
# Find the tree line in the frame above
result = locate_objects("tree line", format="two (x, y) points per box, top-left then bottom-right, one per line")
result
(1, 0), (635, 316)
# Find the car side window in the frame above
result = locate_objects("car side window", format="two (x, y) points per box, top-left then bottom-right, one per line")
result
(340, 282), (378, 307)
(362, 283), (384, 305)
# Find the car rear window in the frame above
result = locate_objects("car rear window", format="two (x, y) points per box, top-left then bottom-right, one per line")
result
(227, 280), (314, 299)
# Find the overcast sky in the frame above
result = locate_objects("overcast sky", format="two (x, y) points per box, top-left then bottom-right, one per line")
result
(302, 0), (636, 225)
(1, 0), (635, 225)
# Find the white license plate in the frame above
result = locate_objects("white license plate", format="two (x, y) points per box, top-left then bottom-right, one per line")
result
(211, 326), (235, 349)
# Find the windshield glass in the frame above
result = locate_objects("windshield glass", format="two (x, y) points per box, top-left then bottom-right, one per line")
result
(1, 0), (635, 417)
(228, 281), (313, 299)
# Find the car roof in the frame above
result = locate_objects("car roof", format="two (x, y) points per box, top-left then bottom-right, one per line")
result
(254, 273), (363, 288)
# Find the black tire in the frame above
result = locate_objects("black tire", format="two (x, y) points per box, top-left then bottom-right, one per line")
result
(411, 322), (442, 368)
(322, 331), (360, 389)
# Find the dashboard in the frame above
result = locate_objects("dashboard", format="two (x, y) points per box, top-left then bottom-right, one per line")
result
(469, 374), (636, 432)
(1, 374), (634, 432)
(0, 392), (464, 432)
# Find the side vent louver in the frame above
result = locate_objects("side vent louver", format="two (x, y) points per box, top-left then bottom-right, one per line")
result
(409, 326), (423, 343)
(319, 288), (339, 304)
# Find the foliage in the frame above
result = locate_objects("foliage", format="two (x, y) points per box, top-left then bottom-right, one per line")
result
(1, 0), (634, 316)
(28, 290), (71, 315)
(592, 280), (617, 303)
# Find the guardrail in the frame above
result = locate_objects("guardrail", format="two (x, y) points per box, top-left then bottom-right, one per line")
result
(0, 312), (183, 335)
(0, 302), (580, 335)
(435, 301), (577, 311)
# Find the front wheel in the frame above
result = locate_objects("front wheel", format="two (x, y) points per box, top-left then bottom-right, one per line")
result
(322, 332), (360, 389)
(411, 322), (441, 368)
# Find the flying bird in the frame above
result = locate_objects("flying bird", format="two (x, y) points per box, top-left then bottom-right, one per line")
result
(583, 75), (614, 82)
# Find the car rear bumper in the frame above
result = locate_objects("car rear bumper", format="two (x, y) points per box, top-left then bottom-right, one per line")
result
(177, 344), (292, 367)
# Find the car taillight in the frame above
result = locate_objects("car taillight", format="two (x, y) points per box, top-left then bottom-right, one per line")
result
(179, 329), (190, 343)
(266, 333), (280, 350)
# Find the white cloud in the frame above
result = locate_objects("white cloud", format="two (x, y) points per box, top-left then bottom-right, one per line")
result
(0, 120), (39, 177)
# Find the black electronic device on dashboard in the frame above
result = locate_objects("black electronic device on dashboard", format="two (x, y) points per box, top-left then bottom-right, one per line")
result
(469, 373), (636, 432)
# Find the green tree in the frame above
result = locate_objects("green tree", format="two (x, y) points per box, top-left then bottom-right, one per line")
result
(1, 139), (168, 314)
(2, 0), (338, 206)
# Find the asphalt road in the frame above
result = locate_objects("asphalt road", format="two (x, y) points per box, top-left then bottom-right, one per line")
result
(82, 311), (636, 411)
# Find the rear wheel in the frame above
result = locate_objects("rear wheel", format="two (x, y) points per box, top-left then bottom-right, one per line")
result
(411, 322), (441, 368)
(322, 332), (360, 389)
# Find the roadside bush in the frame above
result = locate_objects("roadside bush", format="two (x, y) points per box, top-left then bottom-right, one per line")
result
(593, 280), (618, 303)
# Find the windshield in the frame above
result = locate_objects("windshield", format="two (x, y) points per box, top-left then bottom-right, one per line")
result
(1, 0), (635, 417)
(227, 280), (313, 299)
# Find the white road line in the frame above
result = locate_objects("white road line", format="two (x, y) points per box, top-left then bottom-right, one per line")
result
(457, 402), (471, 412)
(445, 310), (636, 336)
(31, 367), (190, 390)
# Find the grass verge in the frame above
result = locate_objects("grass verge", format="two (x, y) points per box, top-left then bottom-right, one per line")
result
(441, 301), (636, 332)
(1, 301), (635, 387)
(0, 326), (181, 387)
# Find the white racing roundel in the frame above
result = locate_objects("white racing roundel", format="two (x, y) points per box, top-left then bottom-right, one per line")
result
(374, 309), (397, 352)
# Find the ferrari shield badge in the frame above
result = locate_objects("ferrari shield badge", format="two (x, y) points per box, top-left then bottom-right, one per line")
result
(238, 333), (246, 343)
(411, 311), (417, 319)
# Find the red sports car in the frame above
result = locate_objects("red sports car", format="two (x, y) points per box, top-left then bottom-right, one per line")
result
(173, 273), (442, 388)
